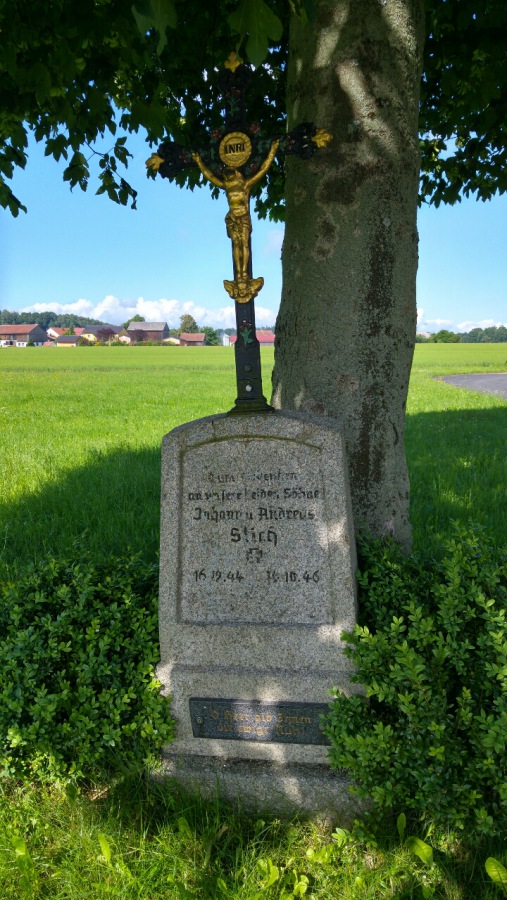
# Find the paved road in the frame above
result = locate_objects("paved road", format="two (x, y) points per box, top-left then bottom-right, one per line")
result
(440, 373), (507, 400)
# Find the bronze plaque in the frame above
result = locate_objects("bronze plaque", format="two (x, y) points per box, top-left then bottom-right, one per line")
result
(189, 697), (330, 745)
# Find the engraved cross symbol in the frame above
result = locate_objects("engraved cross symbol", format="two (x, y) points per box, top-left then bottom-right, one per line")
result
(147, 52), (332, 414)
(246, 547), (263, 563)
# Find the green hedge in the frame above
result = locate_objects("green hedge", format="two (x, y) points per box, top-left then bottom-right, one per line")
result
(326, 527), (507, 837)
(0, 554), (174, 781)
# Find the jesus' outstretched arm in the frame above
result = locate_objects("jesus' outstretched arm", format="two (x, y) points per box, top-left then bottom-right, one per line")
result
(191, 152), (224, 189)
(245, 139), (280, 188)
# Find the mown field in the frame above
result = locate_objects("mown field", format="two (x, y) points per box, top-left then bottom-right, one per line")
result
(1, 343), (506, 574)
(406, 343), (507, 550)
(1, 343), (506, 897)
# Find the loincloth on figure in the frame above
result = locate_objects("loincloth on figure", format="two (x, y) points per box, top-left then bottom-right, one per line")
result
(225, 211), (251, 241)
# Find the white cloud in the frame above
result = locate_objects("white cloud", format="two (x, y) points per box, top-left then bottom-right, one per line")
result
(262, 229), (284, 256)
(456, 318), (507, 332)
(23, 298), (96, 316)
(21, 296), (278, 330)
(416, 310), (453, 333)
(251, 305), (278, 326)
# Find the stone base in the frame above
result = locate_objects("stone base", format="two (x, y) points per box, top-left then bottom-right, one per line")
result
(158, 752), (363, 822)
(157, 411), (359, 819)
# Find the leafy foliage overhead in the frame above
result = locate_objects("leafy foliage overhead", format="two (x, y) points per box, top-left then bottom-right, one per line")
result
(1, 0), (506, 217)
(228, 0), (284, 67)
(420, 0), (507, 206)
(132, 0), (178, 55)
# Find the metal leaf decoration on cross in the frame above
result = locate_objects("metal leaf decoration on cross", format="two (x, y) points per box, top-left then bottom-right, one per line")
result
(147, 52), (332, 414)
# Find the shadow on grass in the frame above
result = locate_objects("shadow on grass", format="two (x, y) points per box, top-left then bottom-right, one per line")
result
(1, 404), (506, 575)
(85, 774), (506, 899)
(406, 405), (507, 551)
(0, 445), (162, 577)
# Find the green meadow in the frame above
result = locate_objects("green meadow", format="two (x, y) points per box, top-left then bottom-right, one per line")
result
(407, 343), (507, 550)
(1, 343), (506, 573)
(0, 346), (235, 574)
(1, 343), (506, 899)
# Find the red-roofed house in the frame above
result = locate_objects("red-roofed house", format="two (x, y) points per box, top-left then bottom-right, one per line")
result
(0, 324), (48, 347)
(47, 326), (66, 340)
(228, 330), (275, 347)
(179, 332), (206, 346)
(48, 325), (88, 340)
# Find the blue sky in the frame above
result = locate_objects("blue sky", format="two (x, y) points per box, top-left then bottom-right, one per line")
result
(2, 130), (506, 332)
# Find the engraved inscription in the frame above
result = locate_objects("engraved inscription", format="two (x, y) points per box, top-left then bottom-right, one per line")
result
(189, 698), (331, 745)
(181, 440), (331, 624)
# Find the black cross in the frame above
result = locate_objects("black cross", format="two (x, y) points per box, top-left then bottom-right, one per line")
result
(147, 53), (332, 415)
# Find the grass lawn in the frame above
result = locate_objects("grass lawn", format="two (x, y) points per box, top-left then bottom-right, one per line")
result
(1, 776), (505, 899)
(406, 343), (507, 551)
(1, 343), (506, 572)
(0, 343), (506, 898)
(0, 347), (236, 572)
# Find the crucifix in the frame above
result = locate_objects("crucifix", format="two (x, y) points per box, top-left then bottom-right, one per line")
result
(147, 52), (332, 414)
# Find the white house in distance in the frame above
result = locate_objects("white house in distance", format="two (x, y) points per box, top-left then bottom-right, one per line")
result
(47, 326), (87, 340)
(46, 326), (66, 340)
(0, 324), (48, 347)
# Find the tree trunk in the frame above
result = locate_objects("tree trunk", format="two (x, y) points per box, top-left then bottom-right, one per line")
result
(272, 0), (425, 551)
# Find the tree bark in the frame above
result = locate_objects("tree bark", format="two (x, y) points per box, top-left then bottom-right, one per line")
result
(272, 0), (425, 551)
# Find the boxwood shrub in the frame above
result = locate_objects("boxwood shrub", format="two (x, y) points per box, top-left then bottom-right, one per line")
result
(0, 553), (174, 781)
(326, 527), (507, 837)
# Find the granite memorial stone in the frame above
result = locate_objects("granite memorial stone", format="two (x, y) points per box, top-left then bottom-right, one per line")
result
(157, 410), (360, 817)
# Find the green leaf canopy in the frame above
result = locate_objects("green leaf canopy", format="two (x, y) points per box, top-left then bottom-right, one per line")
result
(1, 0), (507, 214)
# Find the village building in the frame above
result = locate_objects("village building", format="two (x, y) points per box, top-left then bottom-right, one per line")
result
(47, 326), (87, 340)
(0, 324), (48, 347)
(81, 325), (120, 343)
(46, 326), (66, 340)
(126, 321), (170, 342)
(117, 327), (131, 343)
(55, 334), (82, 347)
(179, 332), (206, 346)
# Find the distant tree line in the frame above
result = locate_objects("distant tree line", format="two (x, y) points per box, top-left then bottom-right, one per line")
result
(460, 326), (507, 343)
(417, 326), (507, 343)
(0, 309), (103, 329)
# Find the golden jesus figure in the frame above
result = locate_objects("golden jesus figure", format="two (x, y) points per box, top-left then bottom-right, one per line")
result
(191, 139), (280, 304)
